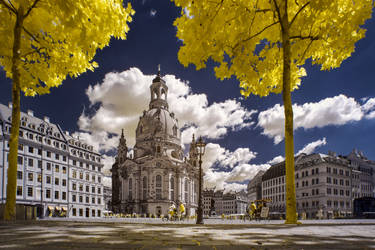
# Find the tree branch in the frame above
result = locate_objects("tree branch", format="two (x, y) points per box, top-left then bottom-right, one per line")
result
(290, 35), (319, 40)
(0, 0), (17, 14)
(24, 0), (40, 18)
(299, 38), (314, 62)
(22, 27), (40, 43)
(272, 0), (283, 32)
(289, 1), (310, 28)
(255, 9), (271, 13)
(21, 46), (47, 59)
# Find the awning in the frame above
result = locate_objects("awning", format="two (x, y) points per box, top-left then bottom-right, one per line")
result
(48, 206), (54, 210)
(55, 206), (61, 211)
(61, 207), (67, 212)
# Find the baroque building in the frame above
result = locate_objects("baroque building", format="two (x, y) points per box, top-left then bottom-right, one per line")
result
(0, 103), (104, 218)
(112, 71), (199, 216)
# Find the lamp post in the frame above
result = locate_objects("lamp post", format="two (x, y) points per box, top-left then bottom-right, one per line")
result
(195, 136), (206, 225)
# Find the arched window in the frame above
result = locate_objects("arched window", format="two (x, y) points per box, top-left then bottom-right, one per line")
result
(161, 88), (166, 100)
(128, 178), (132, 200)
(156, 175), (162, 200)
(139, 124), (143, 134)
(153, 89), (158, 99)
(143, 176), (147, 200)
(173, 125), (177, 137)
(170, 177), (174, 200)
(184, 179), (188, 203)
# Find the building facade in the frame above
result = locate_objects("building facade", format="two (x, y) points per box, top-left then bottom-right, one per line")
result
(262, 153), (354, 219)
(0, 103), (104, 218)
(103, 186), (112, 211)
(203, 189), (248, 215)
(247, 170), (265, 202)
(344, 149), (375, 199)
(111, 71), (199, 216)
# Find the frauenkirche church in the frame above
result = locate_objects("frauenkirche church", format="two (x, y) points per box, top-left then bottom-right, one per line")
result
(111, 70), (200, 216)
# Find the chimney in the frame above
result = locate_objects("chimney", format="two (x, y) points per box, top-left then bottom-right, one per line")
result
(65, 131), (70, 136)
(8, 102), (12, 109)
(27, 110), (34, 117)
(44, 116), (50, 123)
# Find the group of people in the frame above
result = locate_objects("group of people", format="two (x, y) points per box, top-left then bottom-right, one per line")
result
(167, 201), (186, 221)
(246, 201), (266, 220)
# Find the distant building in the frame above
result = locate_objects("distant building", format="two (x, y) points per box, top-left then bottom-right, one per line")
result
(262, 153), (353, 219)
(203, 189), (248, 215)
(247, 170), (265, 202)
(203, 189), (215, 216)
(343, 149), (375, 199)
(0, 103), (104, 218)
(103, 186), (112, 211)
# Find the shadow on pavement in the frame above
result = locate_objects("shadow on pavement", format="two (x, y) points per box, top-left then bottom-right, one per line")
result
(0, 220), (374, 249)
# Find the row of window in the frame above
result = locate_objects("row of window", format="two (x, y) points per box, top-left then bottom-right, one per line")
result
(71, 194), (101, 204)
(263, 185), (285, 195)
(17, 171), (67, 185)
(300, 200), (321, 208)
(263, 177), (285, 188)
(72, 183), (101, 194)
(17, 156), (68, 173)
(72, 170), (101, 183)
(327, 167), (350, 176)
(17, 186), (67, 200)
(296, 168), (320, 179)
(72, 208), (101, 217)
(327, 188), (350, 196)
(71, 160), (100, 171)
(6, 138), (100, 164)
(326, 200), (351, 208)
(326, 177), (350, 186)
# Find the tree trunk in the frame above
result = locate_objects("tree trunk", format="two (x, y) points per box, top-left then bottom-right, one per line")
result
(281, 1), (297, 224)
(4, 5), (24, 221)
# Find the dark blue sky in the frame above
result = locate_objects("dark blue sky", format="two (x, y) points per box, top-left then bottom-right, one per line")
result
(1, 1), (375, 188)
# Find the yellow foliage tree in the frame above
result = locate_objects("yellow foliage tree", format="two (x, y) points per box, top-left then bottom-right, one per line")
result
(0, 0), (134, 220)
(172, 0), (373, 224)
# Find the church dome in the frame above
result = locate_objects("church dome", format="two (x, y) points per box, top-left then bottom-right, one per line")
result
(133, 69), (183, 160)
(136, 108), (180, 143)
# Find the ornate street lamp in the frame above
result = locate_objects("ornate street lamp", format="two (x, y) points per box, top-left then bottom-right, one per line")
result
(196, 136), (206, 224)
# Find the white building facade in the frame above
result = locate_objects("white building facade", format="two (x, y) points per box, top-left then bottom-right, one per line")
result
(0, 103), (104, 218)
(262, 153), (360, 219)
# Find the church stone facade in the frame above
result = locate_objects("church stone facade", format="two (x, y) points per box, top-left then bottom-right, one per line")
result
(111, 71), (199, 216)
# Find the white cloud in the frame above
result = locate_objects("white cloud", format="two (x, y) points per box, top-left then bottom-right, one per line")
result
(71, 131), (119, 153)
(80, 67), (256, 148)
(103, 176), (111, 188)
(296, 137), (327, 155)
(150, 9), (157, 16)
(226, 163), (270, 182)
(201, 143), (269, 192)
(258, 95), (364, 144)
(362, 97), (375, 119)
(222, 183), (248, 193)
(267, 137), (328, 168)
(101, 154), (116, 176)
(267, 155), (285, 165)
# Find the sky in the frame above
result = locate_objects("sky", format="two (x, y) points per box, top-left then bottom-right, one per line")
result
(1, 1), (375, 192)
